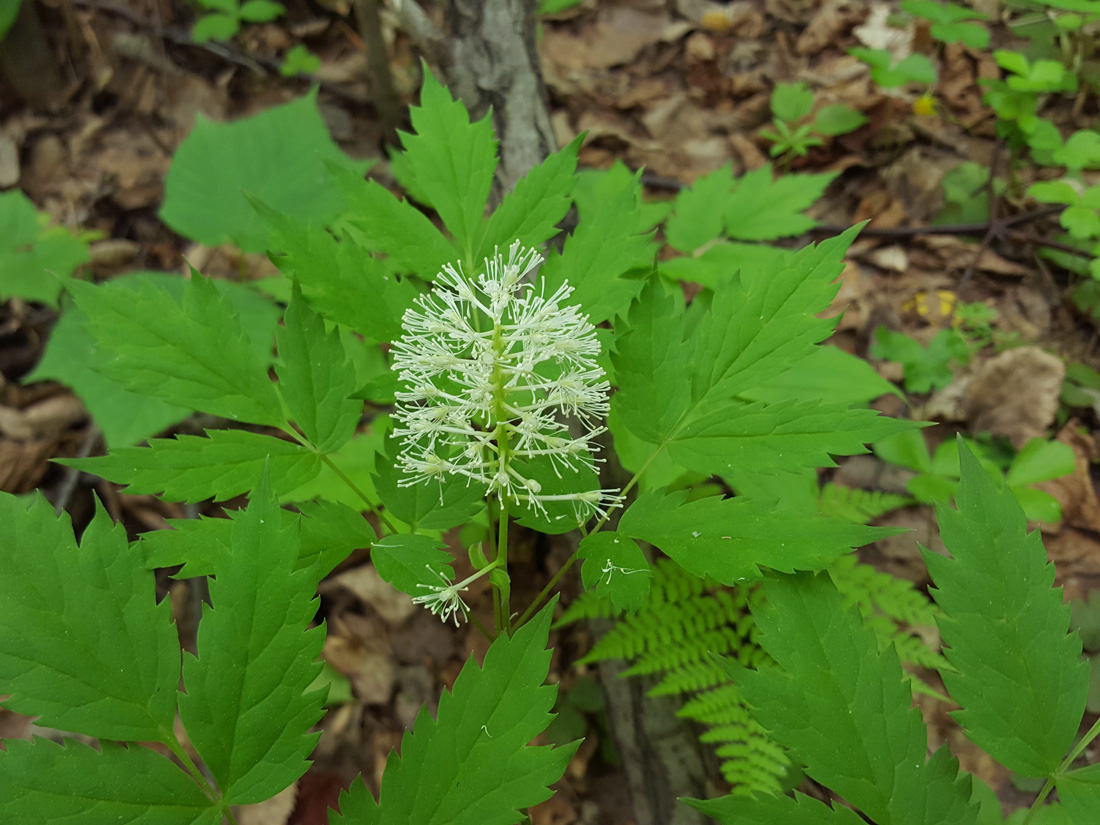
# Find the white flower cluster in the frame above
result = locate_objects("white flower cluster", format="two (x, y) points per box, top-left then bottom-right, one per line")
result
(390, 241), (620, 523)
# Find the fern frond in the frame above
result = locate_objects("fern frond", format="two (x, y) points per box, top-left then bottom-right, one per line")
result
(819, 483), (913, 524)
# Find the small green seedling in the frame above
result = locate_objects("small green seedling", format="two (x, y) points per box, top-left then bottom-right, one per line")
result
(191, 0), (285, 44)
(760, 83), (866, 161)
(280, 44), (321, 78)
(850, 47), (938, 88)
(901, 0), (991, 49)
(0, 190), (94, 307)
(872, 326), (970, 394)
(875, 429), (1075, 522)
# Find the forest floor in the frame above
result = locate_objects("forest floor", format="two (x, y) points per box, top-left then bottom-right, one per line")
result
(3, 0), (1100, 823)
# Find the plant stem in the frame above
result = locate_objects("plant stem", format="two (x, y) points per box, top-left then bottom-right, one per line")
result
(498, 493), (511, 633)
(317, 452), (397, 535)
(1023, 716), (1100, 825)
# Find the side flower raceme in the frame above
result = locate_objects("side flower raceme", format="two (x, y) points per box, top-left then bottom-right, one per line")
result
(390, 241), (620, 523)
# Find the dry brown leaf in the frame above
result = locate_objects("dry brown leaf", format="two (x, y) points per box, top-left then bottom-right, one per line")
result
(962, 347), (1065, 447)
(237, 782), (297, 825)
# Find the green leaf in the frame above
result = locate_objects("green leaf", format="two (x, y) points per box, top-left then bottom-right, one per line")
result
(0, 191), (89, 307)
(61, 429), (322, 503)
(391, 67), (498, 257)
(658, 241), (792, 290)
(0, 494), (178, 741)
(731, 572), (978, 825)
(29, 293), (190, 448)
(578, 531), (651, 612)
(282, 426), (386, 507)
(161, 91), (367, 251)
(370, 533), (453, 596)
(141, 499), (370, 579)
(1059, 762), (1100, 824)
(686, 789), (866, 825)
(0, 739), (220, 825)
(374, 437), (487, 530)
(618, 490), (897, 585)
(771, 82), (815, 123)
(327, 164), (458, 280)
(479, 135), (581, 259)
(1006, 438), (1076, 486)
(926, 440), (1089, 776)
(668, 399), (918, 476)
(1062, 204), (1100, 239)
(722, 167), (838, 241)
(0, 0), (22, 40)
(330, 603), (577, 825)
(67, 275), (284, 427)
(178, 471), (326, 804)
(665, 163), (736, 253)
(192, 12), (239, 43)
(813, 103), (868, 136)
(539, 169), (654, 324)
(277, 286), (361, 452)
(692, 227), (857, 404)
(238, 0), (283, 21)
(740, 345), (901, 405)
(611, 278), (692, 445)
(254, 198), (417, 343)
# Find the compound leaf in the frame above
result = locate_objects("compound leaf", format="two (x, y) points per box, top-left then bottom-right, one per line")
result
(330, 603), (577, 825)
(67, 275), (283, 427)
(276, 287), (361, 453)
(665, 163), (736, 254)
(732, 572), (977, 825)
(0, 494), (179, 742)
(692, 227), (857, 405)
(178, 471), (326, 805)
(60, 429), (322, 503)
(668, 399), (917, 477)
(722, 167), (838, 241)
(618, 490), (898, 585)
(926, 440), (1089, 777)
(0, 739), (219, 825)
(391, 68), (498, 256)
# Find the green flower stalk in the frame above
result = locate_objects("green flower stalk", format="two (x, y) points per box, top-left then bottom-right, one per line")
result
(390, 241), (620, 523)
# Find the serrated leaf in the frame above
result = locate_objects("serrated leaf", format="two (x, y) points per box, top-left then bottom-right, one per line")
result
(254, 198), (417, 343)
(61, 429), (322, 503)
(611, 278), (692, 445)
(67, 275), (284, 427)
(741, 345), (901, 405)
(0, 738), (219, 825)
(665, 163), (736, 253)
(277, 286), (361, 452)
(370, 533), (453, 596)
(478, 135), (582, 259)
(511, 453), (605, 535)
(722, 167), (838, 241)
(658, 241), (792, 290)
(693, 227), (857, 404)
(374, 437), (486, 530)
(326, 164), (459, 280)
(29, 293), (190, 448)
(161, 91), (368, 251)
(141, 499), (371, 579)
(618, 490), (897, 585)
(730, 572), (978, 825)
(1059, 762), (1100, 824)
(926, 440), (1089, 777)
(540, 169), (654, 324)
(391, 68), (498, 256)
(668, 399), (918, 476)
(0, 495), (178, 742)
(686, 789), (866, 825)
(178, 471), (326, 804)
(1006, 438), (1076, 486)
(330, 603), (577, 825)
(578, 531), (651, 612)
